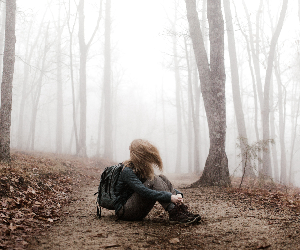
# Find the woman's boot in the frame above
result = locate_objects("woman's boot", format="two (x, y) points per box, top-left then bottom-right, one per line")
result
(177, 203), (201, 222)
(168, 205), (198, 224)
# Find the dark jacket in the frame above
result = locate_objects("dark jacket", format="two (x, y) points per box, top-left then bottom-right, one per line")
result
(114, 166), (172, 213)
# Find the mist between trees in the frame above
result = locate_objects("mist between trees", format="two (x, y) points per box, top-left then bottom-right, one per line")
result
(0, 0), (299, 186)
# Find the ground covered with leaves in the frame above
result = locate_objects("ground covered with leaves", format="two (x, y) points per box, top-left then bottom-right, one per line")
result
(1, 152), (300, 249)
(0, 151), (109, 249)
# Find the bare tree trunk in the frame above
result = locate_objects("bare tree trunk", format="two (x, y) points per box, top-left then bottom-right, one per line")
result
(193, 57), (201, 174)
(270, 78), (279, 182)
(184, 38), (194, 173)
(262, 0), (288, 178)
(242, 0), (264, 173)
(78, 0), (87, 157)
(28, 24), (50, 151)
(274, 55), (287, 184)
(96, 90), (104, 156)
(56, 0), (64, 154)
(174, 39), (182, 173)
(242, 0), (264, 111)
(103, 0), (113, 159)
(171, 5), (182, 173)
(68, 97), (80, 154)
(185, 0), (230, 187)
(0, 2), (5, 85)
(161, 77), (169, 171)
(78, 0), (102, 157)
(224, 0), (254, 178)
(0, 0), (16, 163)
(66, 0), (79, 154)
(234, 2), (261, 172)
(17, 15), (45, 149)
(289, 88), (300, 184)
(201, 0), (208, 52)
(242, 0), (264, 175)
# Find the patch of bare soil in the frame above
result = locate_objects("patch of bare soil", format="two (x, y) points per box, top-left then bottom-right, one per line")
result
(28, 167), (300, 250)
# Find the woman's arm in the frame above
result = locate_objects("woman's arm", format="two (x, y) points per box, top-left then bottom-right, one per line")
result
(122, 168), (172, 203)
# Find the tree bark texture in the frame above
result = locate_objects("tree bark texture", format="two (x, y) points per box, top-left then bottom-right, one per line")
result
(262, 0), (288, 178)
(0, 3), (6, 85)
(0, 0), (16, 163)
(185, 0), (230, 187)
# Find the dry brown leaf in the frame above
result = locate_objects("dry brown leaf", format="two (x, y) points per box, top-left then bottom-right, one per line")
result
(169, 238), (180, 244)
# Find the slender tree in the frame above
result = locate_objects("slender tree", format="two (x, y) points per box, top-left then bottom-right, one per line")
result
(27, 24), (50, 151)
(17, 14), (46, 149)
(269, 78), (280, 182)
(173, 23), (183, 173)
(56, 0), (64, 154)
(289, 86), (300, 184)
(242, 0), (264, 126)
(262, 0), (288, 178)
(224, 0), (255, 177)
(184, 37), (194, 173)
(103, 0), (113, 159)
(192, 55), (202, 173)
(234, 2), (261, 171)
(274, 55), (287, 183)
(65, 0), (79, 154)
(77, 0), (103, 156)
(0, 0), (16, 163)
(185, 0), (230, 187)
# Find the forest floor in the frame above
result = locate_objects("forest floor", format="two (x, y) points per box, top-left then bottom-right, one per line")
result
(1, 152), (300, 249)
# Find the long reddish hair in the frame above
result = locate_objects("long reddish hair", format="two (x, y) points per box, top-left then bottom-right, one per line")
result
(124, 139), (163, 179)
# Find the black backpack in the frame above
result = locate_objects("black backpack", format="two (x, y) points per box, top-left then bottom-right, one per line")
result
(95, 163), (124, 218)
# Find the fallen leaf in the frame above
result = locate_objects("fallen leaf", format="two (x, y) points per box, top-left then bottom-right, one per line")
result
(169, 238), (180, 244)
(9, 223), (17, 231)
(27, 187), (36, 194)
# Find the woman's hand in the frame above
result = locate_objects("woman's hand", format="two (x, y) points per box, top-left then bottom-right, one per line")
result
(171, 194), (183, 204)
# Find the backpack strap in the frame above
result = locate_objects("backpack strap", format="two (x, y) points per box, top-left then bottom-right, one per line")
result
(108, 165), (117, 199)
(97, 204), (102, 218)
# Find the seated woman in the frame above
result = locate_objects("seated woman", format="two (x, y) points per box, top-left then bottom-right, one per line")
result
(114, 139), (201, 224)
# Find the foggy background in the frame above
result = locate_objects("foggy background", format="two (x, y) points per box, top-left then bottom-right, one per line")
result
(2, 0), (300, 185)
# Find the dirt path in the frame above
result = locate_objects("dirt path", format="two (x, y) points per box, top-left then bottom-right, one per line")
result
(28, 173), (300, 250)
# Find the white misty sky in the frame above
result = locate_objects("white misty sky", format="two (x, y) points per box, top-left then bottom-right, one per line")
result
(16, 0), (293, 105)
